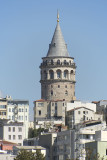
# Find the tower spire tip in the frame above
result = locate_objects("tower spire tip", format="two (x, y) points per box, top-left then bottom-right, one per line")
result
(57, 10), (59, 22)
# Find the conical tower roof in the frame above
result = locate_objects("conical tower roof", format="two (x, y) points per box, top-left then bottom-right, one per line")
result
(46, 14), (69, 57)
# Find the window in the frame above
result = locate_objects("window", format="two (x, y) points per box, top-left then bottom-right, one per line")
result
(26, 108), (27, 112)
(13, 135), (16, 140)
(8, 127), (11, 132)
(49, 70), (54, 79)
(22, 109), (23, 112)
(83, 111), (85, 114)
(64, 70), (68, 78)
(63, 103), (64, 106)
(12, 115), (14, 120)
(9, 108), (11, 112)
(106, 149), (107, 155)
(57, 70), (61, 78)
(12, 108), (14, 112)
(13, 127), (15, 132)
(9, 116), (11, 120)
(19, 116), (21, 120)
(51, 59), (53, 65)
(8, 135), (11, 140)
(52, 103), (54, 106)
(19, 108), (21, 112)
(57, 60), (60, 65)
(18, 127), (22, 132)
(51, 90), (53, 96)
(2, 112), (6, 115)
(87, 117), (88, 120)
(44, 71), (47, 80)
(18, 135), (22, 140)
(39, 110), (41, 115)
(78, 111), (80, 114)
(58, 85), (60, 88)
(71, 70), (73, 74)
(65, 90), (68, 95)
(51, 85), (53, 88)
(64, 60), (67, 64)
(22, 116), (23, 120)
(65, 85), (67, 88)
(25, 116), (27, 120)
(38, 103), (44, 107)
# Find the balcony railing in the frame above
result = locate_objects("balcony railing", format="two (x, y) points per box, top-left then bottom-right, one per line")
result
(40, 62), (76, 68)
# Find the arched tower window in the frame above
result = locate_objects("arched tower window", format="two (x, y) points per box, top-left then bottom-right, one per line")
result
(56, 69), (61, 79)
(57, 60), (60, 65)
(64, 60), (67, 65)
(44, 70), (47, 80)
(51, 59), (53, 65)
(64, 70), (68, 79)
(49, 70), (54, 79)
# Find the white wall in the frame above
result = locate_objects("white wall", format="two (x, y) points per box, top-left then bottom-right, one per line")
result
(67, 101), (96, 112)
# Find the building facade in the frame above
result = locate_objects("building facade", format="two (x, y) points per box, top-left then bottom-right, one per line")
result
(34, 99), (66, 128)
(6, 96), (29, 139)
(0, 119), (24, 146)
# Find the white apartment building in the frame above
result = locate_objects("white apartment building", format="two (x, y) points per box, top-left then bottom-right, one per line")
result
(0, 98), (7, 119)
(6, 96), (29, 139)
(66, 107), (103, 129)
(67, 100), (96, 112)
(0, 119), (24, 146)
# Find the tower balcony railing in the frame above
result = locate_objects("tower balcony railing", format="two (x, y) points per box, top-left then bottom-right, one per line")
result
(40, 62), (76, 68)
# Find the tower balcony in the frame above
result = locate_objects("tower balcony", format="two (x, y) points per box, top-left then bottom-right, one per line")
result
(40, 62), (76, 69)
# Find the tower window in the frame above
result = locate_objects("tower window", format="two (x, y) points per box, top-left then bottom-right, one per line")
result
(57, 60), (60, 65)
(51, 59), (53, 65)
(64, 60), (67, 64)
(64, 70), (68, 79)
(44, 71), (47, 80)
(57, 69), (61, 78)
(49, 70), (54, 79)
(71, 70), (73, 74)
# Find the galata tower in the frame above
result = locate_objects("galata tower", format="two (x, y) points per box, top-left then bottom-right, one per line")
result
(40, 13), (76, 102)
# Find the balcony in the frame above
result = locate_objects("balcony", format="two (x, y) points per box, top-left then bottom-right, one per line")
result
(40, 62), (76, 68)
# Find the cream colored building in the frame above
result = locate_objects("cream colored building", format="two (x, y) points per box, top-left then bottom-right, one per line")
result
(34, 99), (66, 128)
(66, 107), (103, 129)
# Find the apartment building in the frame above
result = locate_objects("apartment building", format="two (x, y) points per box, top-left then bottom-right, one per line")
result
(0, 98), (7, 119)
(66, 107), (103, 129)
(0, 119), (24, 146)
(6, 96), (29, 139)
(34, 99), (66, 129)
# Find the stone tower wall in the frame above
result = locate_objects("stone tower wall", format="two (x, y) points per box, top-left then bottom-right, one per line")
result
(40, 57), (76, 102)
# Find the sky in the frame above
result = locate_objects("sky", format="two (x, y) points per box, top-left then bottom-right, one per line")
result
(0, 0), (107, 120)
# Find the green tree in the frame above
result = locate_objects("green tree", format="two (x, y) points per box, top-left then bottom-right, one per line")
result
(28, 128), (45, 138)
(35, 150), (45, 160)
(14, 149), (45, 160)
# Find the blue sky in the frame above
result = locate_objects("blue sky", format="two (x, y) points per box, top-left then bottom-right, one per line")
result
(0, 0), (107, 120)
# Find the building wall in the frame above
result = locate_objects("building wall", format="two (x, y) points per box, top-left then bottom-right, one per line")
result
(3, 125), (24, 146)
(0, 99), (7, 119)
(67, 101), (96, 112)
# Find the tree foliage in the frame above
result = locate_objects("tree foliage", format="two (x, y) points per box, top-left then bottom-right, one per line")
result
(14, 149), (45, 160)
(28, 128), (44, 138)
